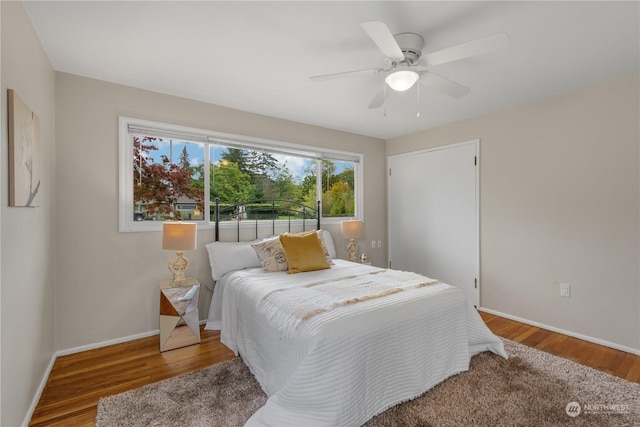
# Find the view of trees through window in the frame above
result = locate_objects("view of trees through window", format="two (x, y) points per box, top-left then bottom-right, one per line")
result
(133, 135), (356, 222)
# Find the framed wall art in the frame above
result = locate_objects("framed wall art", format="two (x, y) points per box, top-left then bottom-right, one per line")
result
(8, 89), (40, 207)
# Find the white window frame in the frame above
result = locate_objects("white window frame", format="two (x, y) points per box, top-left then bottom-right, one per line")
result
(119, 117), (364, 232)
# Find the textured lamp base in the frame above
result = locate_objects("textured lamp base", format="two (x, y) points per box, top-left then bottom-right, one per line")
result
(168, 250), (190, 285)
(347, 239), (359, 262)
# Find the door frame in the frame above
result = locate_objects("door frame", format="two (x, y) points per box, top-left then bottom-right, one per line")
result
(387, 139), (480, 305)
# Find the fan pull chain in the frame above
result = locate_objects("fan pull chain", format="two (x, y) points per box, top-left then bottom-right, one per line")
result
(416, 83), (420, 118)
(383, 83), (387, 117)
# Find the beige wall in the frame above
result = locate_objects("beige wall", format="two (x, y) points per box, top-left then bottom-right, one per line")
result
(2, 1), (637, 422)
(54, 72), (386, 350)
(1, 2), (56, 426)
(387, 74), (640, 351)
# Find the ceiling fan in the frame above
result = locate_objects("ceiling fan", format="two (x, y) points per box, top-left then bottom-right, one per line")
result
(310, 22), (510, 109)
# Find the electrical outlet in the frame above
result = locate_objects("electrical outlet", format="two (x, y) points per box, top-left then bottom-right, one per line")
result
(371, 240), (376, 248)
(377, 240), (382, 248)
(560, 282), (571, 298)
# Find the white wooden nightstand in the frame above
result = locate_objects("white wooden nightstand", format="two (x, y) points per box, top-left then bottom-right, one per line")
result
(159, 277), (201, 352)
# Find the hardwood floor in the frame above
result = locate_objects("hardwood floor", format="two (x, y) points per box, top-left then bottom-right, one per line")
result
(480, 311), (640, 381)
(29, 329), (236, 426)
(30, 314), (640, 426)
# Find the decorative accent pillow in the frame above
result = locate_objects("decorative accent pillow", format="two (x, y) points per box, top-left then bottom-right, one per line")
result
(251, 236), (289, 272)
(205, 241), (262, 281)
(318, 229), (338, 265)
(317, 229), (337, 261)
(279, 231), (331, 274)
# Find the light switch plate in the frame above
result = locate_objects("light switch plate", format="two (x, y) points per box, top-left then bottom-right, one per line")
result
(560, 282), (571, 298)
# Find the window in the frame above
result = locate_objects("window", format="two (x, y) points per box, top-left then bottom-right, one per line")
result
(119, 117), (363, 232)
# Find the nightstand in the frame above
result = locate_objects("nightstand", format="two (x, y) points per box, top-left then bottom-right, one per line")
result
(159, 277), (201, 352)
(347, 258), (372, 265)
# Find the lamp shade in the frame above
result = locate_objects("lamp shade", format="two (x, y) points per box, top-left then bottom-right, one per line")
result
(385, 70), (419, 92)
(340, 220), (364, 240)
(162, 222), (197, 251)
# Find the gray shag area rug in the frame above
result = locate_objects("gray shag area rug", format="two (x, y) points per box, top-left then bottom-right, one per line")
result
(96, 339), (639, 426)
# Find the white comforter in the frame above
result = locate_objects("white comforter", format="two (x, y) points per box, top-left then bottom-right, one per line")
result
(206, 260), (506, 426)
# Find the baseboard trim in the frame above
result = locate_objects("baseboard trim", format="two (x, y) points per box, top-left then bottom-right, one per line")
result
(478, 307), (640, 356)
(57, 318), (207, 356)
(24, 319), (208, 426)
(21, 352), (57, 427)
(56, 329), (160, 357)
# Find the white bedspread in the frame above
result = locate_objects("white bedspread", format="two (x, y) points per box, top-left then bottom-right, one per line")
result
(206, 260), (506, 426)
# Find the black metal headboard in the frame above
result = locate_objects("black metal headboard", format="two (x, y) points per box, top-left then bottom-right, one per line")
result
(214, 198), (321, 242)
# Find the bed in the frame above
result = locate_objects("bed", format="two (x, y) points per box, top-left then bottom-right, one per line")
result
(205, 199), (506, 426)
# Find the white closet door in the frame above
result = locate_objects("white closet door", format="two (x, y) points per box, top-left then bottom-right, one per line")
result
(388, 141), (478, 306)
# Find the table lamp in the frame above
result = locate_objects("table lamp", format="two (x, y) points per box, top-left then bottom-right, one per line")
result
(162, 222), (197, 285)
(340, 219), (363, 262)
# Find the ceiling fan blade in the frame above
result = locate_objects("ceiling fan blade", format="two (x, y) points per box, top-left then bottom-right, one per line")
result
(367, 86), (389, 109)
(421, 32), (510, 67)
(310, 67), (382, 82)
(361, 21), (405, 62)
(419, 71), (470, 98)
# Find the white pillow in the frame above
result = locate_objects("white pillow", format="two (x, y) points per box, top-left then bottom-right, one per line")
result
(318, 229), (337, 259)
(205, 241), (262, 281)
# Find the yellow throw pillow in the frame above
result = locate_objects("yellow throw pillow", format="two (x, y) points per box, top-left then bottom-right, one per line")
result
(279, 231), (331, 274)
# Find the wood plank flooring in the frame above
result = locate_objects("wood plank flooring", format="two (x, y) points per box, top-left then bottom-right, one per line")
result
(480, 311), (640, 382)
(30, 314), (640, 426)
(29, 329), (236, 426)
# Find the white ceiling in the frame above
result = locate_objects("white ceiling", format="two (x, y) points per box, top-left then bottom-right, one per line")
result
(23, 1), (639, 140)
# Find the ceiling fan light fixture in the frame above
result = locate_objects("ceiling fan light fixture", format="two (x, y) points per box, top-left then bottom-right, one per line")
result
(385, 70), (419, 92)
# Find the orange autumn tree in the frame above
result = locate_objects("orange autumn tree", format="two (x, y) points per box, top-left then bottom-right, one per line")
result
(322, 180), (354, 217)
(133, 136), (203, 219)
